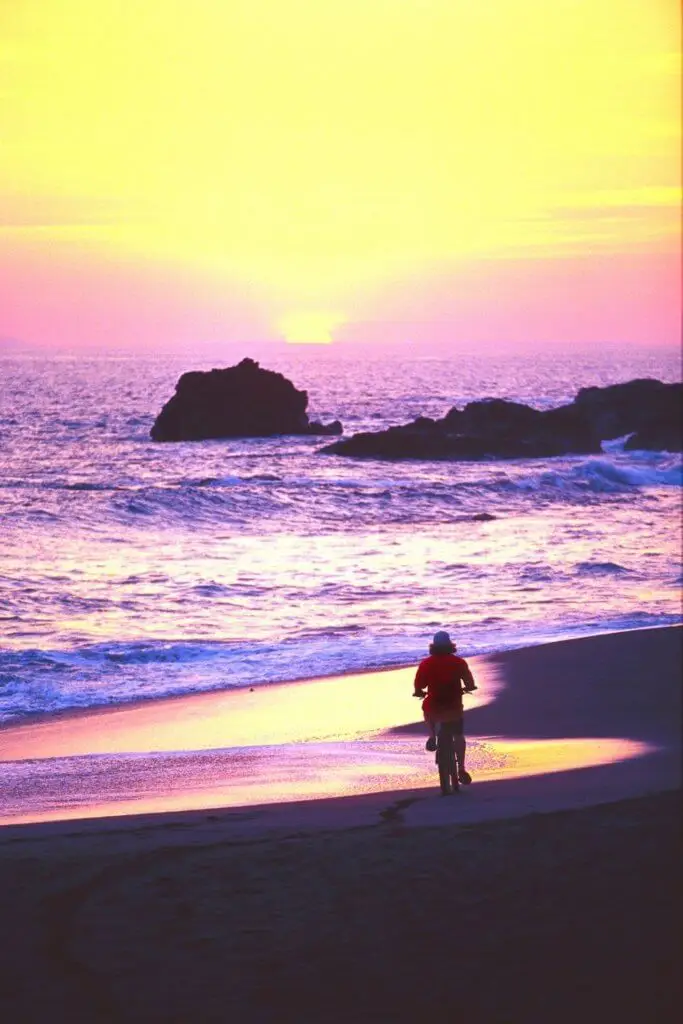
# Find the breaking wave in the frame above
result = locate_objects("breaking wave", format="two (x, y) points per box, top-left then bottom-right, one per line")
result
(1, 449), (680, 534)
(2, 614), (680, 723)
(509, 455), (681, 494)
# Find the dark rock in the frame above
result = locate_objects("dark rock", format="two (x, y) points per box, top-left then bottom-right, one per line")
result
(321, 426), (496, 460)
(460, 399), (597, 456)
(574, 378), (682, 445)
(321, 377), (682, 461)
(411, 416), (440, 430)
(459, 398), (540, 435)
(441, 406), (463, 428)
(150, 358), (343, 441)
(624, 423), (683, 452)
(321, 402), (599, 460)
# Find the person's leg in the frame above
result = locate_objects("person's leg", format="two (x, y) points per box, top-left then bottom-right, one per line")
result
(454, 718), (471, 782)
(424, 714), (437, 751)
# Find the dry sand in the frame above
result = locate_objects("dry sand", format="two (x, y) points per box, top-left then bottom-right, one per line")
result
(0, 626), (681, 1022)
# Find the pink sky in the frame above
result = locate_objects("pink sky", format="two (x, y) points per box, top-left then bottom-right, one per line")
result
(1, 1), (680, 354)
(2, 242), (678, 354)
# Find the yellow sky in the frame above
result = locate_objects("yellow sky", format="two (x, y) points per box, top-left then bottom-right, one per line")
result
(0, 0), (680, 345)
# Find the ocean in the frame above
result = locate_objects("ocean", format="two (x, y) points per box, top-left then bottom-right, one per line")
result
(1, 347), (681, 723)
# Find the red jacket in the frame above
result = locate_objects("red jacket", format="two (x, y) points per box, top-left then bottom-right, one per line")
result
(414, 653), (475, 717)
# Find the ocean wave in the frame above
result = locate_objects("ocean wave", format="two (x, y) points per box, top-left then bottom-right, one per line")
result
(64, 482), (118, 491)
(520, 455), (682, 493)
(109, 457), (678, 526)
(0, 479), (118, 492)
(575, 561), (632, 576)
(519, 565), (555, 582)
(2, 449), (679, 528)
(2, 616), (681, 723)
(0, 640), (227, 672)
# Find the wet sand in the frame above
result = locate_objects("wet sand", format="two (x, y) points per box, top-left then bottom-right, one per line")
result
(0, 626), (680, 826)
(0, 626), (680, 1022)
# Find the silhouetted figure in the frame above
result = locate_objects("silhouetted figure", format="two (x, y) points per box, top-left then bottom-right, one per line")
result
(413, 630), (477, 784)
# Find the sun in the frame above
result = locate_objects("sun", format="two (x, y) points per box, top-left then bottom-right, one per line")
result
(278, 311), (346, 345)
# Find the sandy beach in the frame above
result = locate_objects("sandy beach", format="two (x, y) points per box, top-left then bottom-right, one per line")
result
(0, 626), (681, 1022)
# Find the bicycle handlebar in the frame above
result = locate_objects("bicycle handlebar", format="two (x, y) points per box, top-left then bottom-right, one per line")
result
(413, 685), (477, 698)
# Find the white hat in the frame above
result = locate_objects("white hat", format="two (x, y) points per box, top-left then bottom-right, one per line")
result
(432, 630), (452, 647)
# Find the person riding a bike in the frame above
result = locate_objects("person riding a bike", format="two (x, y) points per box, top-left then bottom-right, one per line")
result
(413, 630), (476, 785)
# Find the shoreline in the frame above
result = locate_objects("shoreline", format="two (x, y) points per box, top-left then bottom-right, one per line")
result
(2, 619), (678, 731)
(0, 630), (680, 1022)
(0, 624), (680, 830)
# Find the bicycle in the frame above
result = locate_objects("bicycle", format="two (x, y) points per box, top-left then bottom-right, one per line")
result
(414, 686), (477, 796)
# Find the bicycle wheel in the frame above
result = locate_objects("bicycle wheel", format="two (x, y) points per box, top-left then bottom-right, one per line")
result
(450, 742), (459, 792)
(436, 725), (455, 795)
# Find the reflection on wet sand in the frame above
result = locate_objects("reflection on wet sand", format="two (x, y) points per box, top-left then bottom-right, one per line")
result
(0, 729), (649, 827)
(0, 662), (499, 762)
(2, 633), (675, 828)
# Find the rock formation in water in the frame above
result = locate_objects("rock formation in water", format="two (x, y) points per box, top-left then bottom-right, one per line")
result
(150, 358), (343, 441)
(573, 379), (682, 452)
(320, 378), (682, 460)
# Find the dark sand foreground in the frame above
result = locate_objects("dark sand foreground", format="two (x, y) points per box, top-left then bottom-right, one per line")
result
(0, 793), (680, 1024)
(0, 626), (681, 1022)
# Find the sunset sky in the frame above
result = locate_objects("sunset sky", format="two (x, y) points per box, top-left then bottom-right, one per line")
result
(1, 0), (680, 351)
